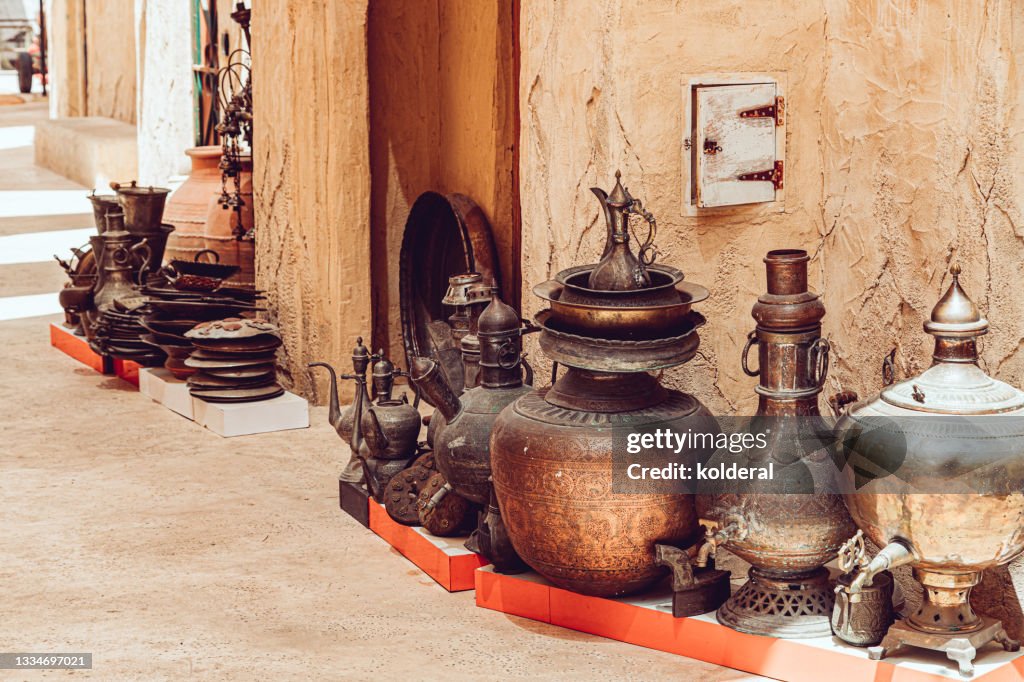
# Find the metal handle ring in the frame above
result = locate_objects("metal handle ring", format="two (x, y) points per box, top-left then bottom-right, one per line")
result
(882, 348), (897, 386)
(811, 338), (831, 388)
(497, 341), (521, 370)
(741, 330), (760, 377)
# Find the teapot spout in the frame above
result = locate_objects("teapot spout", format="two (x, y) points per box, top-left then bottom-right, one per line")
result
(590, 187), (613, 260)
(308, 362), (342, 431)
(361, 408), (389, 456)
(410, 356), (463, 423)
(849, 540), (915, 593)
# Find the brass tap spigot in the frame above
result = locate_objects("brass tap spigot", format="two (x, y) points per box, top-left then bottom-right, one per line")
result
(848, 537), (915, 594)
(695, 514), (747, 568)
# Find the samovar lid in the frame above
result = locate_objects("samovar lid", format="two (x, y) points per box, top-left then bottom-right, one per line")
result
(478, 294), (520, 335)
(878, 265), (1024, 414)
(923, 264), (988, 337)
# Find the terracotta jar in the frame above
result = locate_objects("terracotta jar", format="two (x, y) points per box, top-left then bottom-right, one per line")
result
(163, 147), (222, 265)
(163, 147), (255, 288)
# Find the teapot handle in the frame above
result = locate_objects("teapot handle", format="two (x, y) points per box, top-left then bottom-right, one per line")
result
(627, 197), (658, 267)
(130, 239), (153, 285)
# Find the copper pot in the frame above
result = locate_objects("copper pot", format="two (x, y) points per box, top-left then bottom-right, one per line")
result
(697, 249), (855, 638)
(491, 366), (707, 597)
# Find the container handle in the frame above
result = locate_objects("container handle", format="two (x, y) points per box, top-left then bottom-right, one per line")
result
(741, 330), (759, 377)
(627, 197), (658, 267)
(811, 337), (831, 388)
(881, 348), (897, 386)
(195, 249), (221, 264)
(130, 239), (152, 286)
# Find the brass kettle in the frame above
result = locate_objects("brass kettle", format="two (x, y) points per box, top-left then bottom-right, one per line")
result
(835, 265), (1024, 676)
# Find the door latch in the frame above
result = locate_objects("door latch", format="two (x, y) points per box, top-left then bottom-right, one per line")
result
(703, 139), (723, 155)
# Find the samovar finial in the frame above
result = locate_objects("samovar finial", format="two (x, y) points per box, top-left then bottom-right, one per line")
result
(928, 263), (984, 331)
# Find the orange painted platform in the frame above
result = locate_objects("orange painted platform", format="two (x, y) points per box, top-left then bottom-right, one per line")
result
(113, 358), (142, 387)
(475, 568), (1024, 682)
(368, 500), (487, 592)
(49, 322), (112, 374)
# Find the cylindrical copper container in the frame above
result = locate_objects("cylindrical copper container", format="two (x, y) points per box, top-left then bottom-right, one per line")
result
(698, 249), (856, 638)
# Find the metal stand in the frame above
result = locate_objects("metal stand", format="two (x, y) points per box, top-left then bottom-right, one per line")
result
(717, 567), (834, 638)
(868, 616), (1019, 677)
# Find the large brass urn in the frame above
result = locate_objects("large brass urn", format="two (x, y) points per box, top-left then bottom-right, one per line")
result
(697, 249), (856, 638)
(835, 265), (1024, 676)
(490, 172), (712, 597)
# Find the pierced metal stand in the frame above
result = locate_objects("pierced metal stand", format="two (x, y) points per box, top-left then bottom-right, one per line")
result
(868, 616), (1019, 677)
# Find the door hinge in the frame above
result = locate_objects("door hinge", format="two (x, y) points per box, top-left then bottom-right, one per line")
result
(737, 160), (784, 191)
(739, 96), (784, 126)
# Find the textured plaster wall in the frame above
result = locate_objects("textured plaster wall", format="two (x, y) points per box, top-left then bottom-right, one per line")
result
(84, 0), (136, 124)
(252, 0), (372, 403)
(368, 0), (516, 365)
(520, 0), (1024, 633)
(134, 0), (193, 185)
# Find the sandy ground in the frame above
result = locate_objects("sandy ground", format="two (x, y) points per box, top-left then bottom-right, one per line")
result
(0, 100), (764, 680)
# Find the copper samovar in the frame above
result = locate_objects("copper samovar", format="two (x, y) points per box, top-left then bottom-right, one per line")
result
(490, 172), (716, 597)
(835, 265), (1024, 676)
(697, 249), (856, 638)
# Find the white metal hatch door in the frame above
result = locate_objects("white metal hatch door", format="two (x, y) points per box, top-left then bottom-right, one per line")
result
(695, 82), (779, 208)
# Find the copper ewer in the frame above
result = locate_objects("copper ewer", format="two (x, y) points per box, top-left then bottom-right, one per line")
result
(697, 249), (856, 638)
(835, 265), (1024, 677)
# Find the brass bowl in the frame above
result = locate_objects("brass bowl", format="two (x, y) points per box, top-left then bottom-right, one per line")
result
(533, 278), (708, 339)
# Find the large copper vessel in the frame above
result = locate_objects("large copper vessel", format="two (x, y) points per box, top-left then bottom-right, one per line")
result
(490, 172), (710, 597)
(835, 265), (1024, 676)
(697, 249), (856, 638)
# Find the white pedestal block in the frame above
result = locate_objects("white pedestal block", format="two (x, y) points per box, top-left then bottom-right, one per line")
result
(192, 391), (309, 438)
(139, 368), (195, 420)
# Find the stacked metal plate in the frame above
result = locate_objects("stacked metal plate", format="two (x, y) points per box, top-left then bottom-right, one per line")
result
(184, 318), (283, 403)
(92, 296), (165, 366)
(140, 277), (263, 379)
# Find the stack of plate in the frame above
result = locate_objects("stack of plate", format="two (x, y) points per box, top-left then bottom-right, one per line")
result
(140, 282), (263, 379)
(184, 318), (283, 403)
(92, 296), (165, 366)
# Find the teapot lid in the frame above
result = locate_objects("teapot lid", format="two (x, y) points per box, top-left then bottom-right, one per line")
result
(879, 265), (1024, 414)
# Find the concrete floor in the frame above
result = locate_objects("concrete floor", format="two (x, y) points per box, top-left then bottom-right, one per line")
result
(0, 100), (766, 679)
